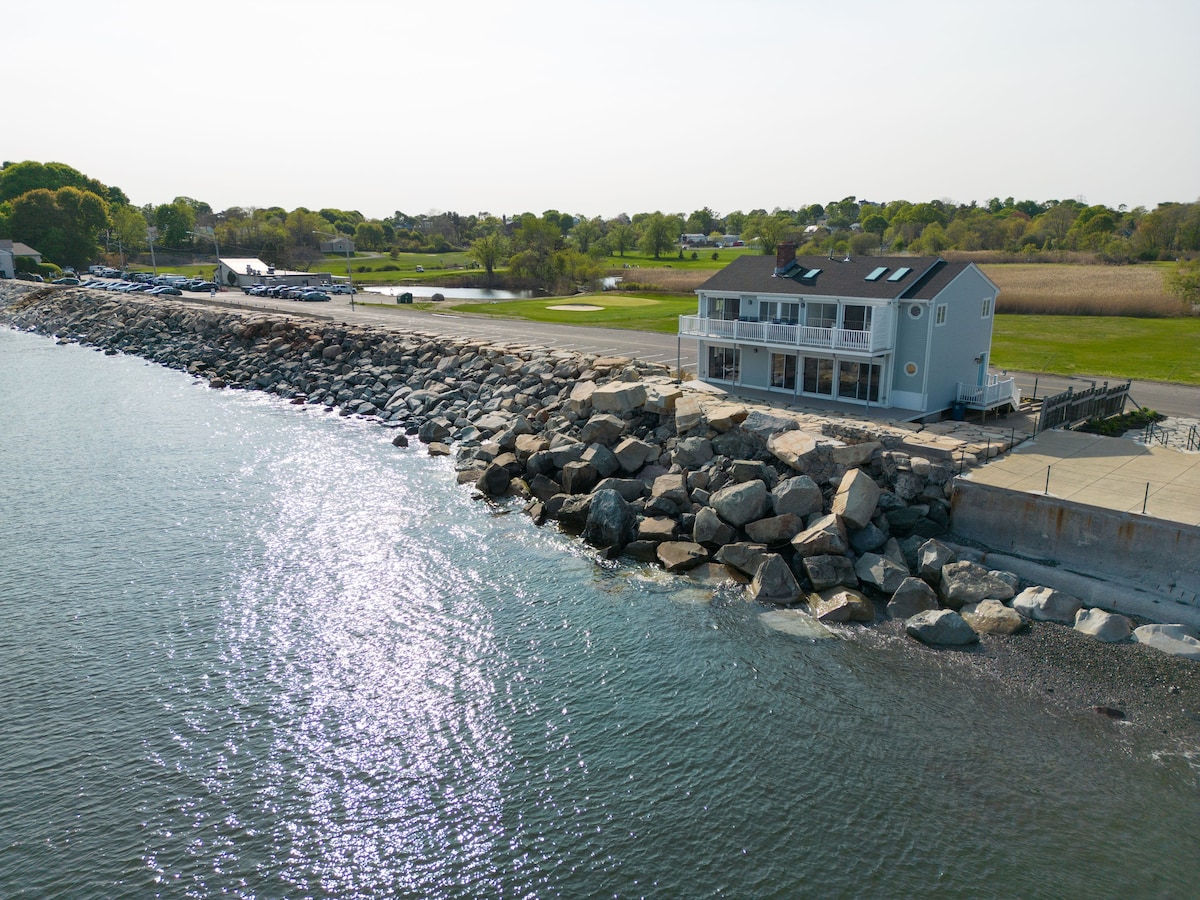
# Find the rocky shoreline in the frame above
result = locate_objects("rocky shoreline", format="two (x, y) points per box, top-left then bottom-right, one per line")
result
(3, 283), (1197, 744)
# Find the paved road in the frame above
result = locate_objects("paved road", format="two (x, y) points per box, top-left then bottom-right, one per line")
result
(196, 291), (1199, 418)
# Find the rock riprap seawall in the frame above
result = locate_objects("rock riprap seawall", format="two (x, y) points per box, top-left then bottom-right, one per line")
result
(4, 284), (1199, 671)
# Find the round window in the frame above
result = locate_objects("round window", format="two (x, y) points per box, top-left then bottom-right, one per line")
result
(908, 304), (923, 318)
(904, 362), (919, 376)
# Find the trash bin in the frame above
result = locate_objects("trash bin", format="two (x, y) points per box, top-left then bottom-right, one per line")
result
(396, 292), (413, 304)
(951, 401), (966, 421)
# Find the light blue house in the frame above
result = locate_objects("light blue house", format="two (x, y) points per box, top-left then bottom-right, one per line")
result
(680, 243), (1015, 419)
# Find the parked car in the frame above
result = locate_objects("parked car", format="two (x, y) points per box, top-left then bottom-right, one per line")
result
(326, 284), (356, 295)
(148, 285), (182, 295)
(17, 272), (45, 282)
(299, 290), (330, 302)
(189, 281), (218, 292)
(52, 276), (81, 285)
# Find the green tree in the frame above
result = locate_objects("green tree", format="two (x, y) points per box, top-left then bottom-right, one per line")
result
(638, 212), (681, 259)
(0, 160), (114, 204)
(1165, 258), (1200, 305)
(111, 203), (150, 257)
(607, 222), (634, 257)
(468, 232), (509, 281)
(570, 217), (602, 254)
(8, 186), (110, 268)
(155, 199), (196, 248)
(354, 220), (386, 251)
(742, 213), (791, 255)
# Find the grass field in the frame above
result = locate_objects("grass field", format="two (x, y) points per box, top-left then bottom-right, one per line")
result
(445, 293), (696, 333)
(982, 262), (1179, 316)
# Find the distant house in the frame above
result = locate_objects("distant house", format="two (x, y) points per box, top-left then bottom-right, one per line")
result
(0, 240), (43, 278)
(680, 243), (1014, 419)
(680, 233), (708, 247)
(319, 236), (355, 255)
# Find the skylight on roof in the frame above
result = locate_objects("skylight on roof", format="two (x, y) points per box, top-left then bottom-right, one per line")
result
(887, 266), (913, 282)
(865, 266), (889, 282)
(801, 267), (822, 280)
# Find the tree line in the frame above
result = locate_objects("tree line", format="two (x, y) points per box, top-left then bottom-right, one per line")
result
(2, 160), (1198, 301)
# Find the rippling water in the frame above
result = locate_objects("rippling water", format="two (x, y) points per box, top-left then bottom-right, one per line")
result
(1, 327), (1197, 898)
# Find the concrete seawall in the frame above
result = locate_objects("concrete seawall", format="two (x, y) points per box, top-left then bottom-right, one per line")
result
(950, 479), (1200, 621)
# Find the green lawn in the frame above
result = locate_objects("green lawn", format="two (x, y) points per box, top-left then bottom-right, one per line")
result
(444, 293), (697, 333)
(319, 251), (475, 283)
(991, 315), (1200, 384)
(604, 246), (757, 270)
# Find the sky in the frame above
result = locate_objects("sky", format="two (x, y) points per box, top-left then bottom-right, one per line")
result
(6, 0), (1199, 220)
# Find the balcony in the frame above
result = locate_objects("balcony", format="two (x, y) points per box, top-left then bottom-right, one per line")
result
(957, 375), (1018, 410)
(679, 312), (894, 353)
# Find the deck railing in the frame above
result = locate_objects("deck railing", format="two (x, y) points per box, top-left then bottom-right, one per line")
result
(679, 314), (893, 353)
(957, 376), (1019, 408)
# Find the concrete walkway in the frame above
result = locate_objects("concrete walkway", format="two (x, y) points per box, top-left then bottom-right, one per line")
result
(962, 429), (1200, 526)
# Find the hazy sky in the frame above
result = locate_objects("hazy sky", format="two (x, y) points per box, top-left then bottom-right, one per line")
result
(7, 0), (1198, 219)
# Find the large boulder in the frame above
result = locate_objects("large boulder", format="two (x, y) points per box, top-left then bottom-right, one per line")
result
(713, 542), (770, 578)
(674, 436), (715, 469)
(1011, 586), (1084, 624)
(961, 599), (1025, 635)
(579, 413), (627, 446)
(886, 577), (940, 619)
(746, 553), (802, 606)
(709, 479), (769, 527)
(803, 554), (859, 591)
(771, 475), (823, 518)
(638, 516), (678, 543)
(809, 587), (875, 623)
(705, 402), (748, 432)
(693, 506), (737, 547)
(744, 513), (804, 547)
(561, 460), (599, 495)
(651, 473), (689, 506)
(939, 561), (1017, 609)
(854, 552), (910, 594)
(905, 609), (979, 646)
(767, 429), (825, 472)
(1074, 608), (1133, 643)
(566, 380), (596, 415)
(591, 381), (647, 413)
(917, 539), (956, 583)
(1131, 624), (1200, 660)
(581, 489), (638, 554)
(790, 514), (848, 559)
(830, 468), (880, 529)
(656, 541), (709, 573)
(612, 437), (658, 474)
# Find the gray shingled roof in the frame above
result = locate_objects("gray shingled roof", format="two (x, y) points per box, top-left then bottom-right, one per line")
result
(697, 254), (974, 301)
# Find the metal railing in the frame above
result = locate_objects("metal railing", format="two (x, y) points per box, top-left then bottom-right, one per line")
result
(679, 314), (894, 353)
(957, 375), (1018, 408)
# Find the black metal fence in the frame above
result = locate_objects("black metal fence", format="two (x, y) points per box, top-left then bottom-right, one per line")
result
(1036, 380), (1131, 433)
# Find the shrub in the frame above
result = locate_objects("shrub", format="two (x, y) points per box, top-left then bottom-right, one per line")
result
(712, 251), (719, 260)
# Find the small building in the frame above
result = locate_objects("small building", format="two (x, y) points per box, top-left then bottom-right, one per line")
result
(680, 233), (708, 246)
(679, 243), (1014, 419)
(0, 240), (43, 278)
(216, 257), (335, 290)
(319, 236), (355, 255)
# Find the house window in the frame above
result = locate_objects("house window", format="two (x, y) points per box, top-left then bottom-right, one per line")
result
(935, 303), (948, 326)
(707, 345), (739, 381)
(838, 361), (880, 402)
(904, 361), (919, 377)
(908, 304), (923, 319)
(802, 357), (834, 396)
(806, 302), (837, 329)
(842, 304), (873, 332)
(708, 296), (740, 320)
(760, 301), (800, 325)
(981, 297), (992, 318)
(770, 353), (797, 389)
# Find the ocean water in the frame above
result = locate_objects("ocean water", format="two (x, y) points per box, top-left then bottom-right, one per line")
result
(1, 326), (1197, 899)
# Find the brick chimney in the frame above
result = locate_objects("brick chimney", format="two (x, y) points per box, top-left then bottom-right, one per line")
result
(775, 241), (797, 274)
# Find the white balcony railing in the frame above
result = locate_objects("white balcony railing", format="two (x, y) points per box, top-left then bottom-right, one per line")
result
(957, 375), (1018, 408)
(679, 313), (894, 353)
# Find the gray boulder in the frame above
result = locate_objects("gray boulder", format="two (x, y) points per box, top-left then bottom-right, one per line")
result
(612, 437), (658, 474)
(849, 522), (888, 554)
(1011, 586), (1083, 624)
(579, 413), (627, 446)
(771, 475), (823, 518)
(1074, 608), (1133, 642)
(746, 554), (802, 606)
(674, 436), (715, 469)
(713, 542), (770, 578)
(561, 460), (599, 495)
(803, 554), (859, 591)
(886, 577), (940, 619)
(906, 609), (979, 646)
(855, 552), (910, 594)
(1131, 624), (1200, 660)
(830, 468), (880, 529)
(709, 479), (769, 527)
(591, 381), (647, 413)
(656, 541), (709, 573)
(809, 587), (875, 623)
(744, 513), (804, 547)
(582, 489), (638, 554)
(939, 561), (1017, 609)
(917, 538), (956, 582)
(693, 506), (737, 547)
(790, 514), (849, 559)
(651, 473), (689, 506)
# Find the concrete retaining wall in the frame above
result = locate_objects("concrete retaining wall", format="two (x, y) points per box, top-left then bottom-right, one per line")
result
(950, 479), (1200, 610)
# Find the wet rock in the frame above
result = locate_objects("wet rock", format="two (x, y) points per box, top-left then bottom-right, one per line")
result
(886, 577), (939, 619)
(746, 553), (802, 606)
(790, 514), (848, 559)
(713, 542), (770, 578)
(810, 587), (874, 623)
(582, 489), (638, 554)
(854, 552), (910, 594)
(906, 609), (979, 646)
(803, 554), (859, 591)
(656, 541), (709, 573)
(693, 506), (737, 547)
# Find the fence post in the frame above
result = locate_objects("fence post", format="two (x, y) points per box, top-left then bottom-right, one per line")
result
(1045, 465), (1051, 495)
(1142, 482), (1149, 515)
